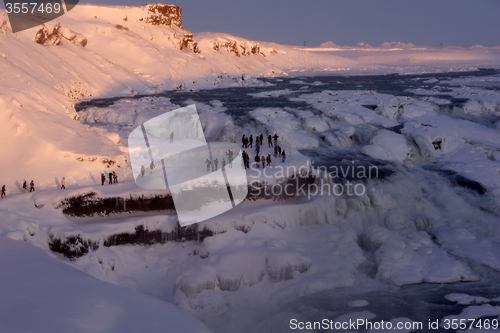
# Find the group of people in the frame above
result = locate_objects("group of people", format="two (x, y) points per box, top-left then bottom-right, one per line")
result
(22, 180), (37, 193)
(240, 131), (286, 169)
(204, 150), (235, 172)
(1, 171), (119, 198)
(101, 171), (118, 185)
(242, 133), (280, 149)
(1, 180), (38, 199)
(140, 160), (156, 178)
(241, 152), (275, 169)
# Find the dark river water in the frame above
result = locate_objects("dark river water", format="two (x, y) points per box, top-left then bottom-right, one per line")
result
(254, 276), (500, 332)
(76, 68), (499, 123)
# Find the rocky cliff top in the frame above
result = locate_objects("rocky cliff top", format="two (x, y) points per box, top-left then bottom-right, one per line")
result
(141, 4), (183, 28)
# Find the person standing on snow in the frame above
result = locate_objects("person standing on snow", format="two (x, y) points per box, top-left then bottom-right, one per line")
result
(266, 154), (272, 167)
(140, 165), (146, 178)
(241, 135), (246, 148)
(214, 158), (219, 171)
(281, 150), (286, 163)
(170, 132), (174, 143)
(150, 160), (155, 173)
(23, 181), (27, 193)
(261, 155), (266, 169)
(112, 171), (118, 183)
(1, 185), (5, 198)
(254, 154), (260, 168)
(29, 180), (35, 192)
(273, 133), (279, 147)
(249, 135), (253, 148)
(277, 146), (282, 157)
(101, 173), (106, 185)
(108, 172), (113, 184)
(226, 150), (234, 168)
(205, 159), (212, 172)
(240, 152), (244, 169)
(222, 158), (226, 171)
(260, 133), (264, 143)
(268, 134), (273, 148)
(274, 146), (278, 158)
(255, 145), (260, 156)
(242, 151), (249, 169)
(61, 177), (66, 189)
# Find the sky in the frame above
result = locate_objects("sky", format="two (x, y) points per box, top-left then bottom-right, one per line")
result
(3, 0), (500, 47)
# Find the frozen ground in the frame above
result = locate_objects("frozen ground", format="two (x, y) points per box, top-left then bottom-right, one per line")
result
(0, 236), (212, 333)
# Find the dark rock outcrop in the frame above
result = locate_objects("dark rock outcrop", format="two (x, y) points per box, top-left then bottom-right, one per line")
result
(213, 41), (269, 57)
(58, 192), (175, 217)
(48, 222), (214, 260)
(34, 23), (87, 46)
(49, 170), (324, 260)
(141, 4), (183, 28)
(49, 235), (99, 260)
(0, 18), (8, 34)
(180, 34), (200, 53)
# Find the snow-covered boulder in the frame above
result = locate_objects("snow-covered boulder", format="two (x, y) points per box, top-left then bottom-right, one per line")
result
(362, 227), (478, 286)
(361, 130), (412, 162)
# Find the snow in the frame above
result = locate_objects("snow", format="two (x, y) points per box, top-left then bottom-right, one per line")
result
(362, 226), (478, 286)
(360, 130), (412, 162)
(0, 237), (212, 333)
(442, 304), (500, 323)
(445, 293), (491, 305)
(348, 299), (369, 308)
(334, 310), (376, 324)
(249, 108), (319, 149)
(248, 89), (297, 98)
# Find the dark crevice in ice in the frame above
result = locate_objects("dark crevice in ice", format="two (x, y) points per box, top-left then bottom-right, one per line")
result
(424, 167), (487, 195)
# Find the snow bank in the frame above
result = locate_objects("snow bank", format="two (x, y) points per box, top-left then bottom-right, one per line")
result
(442, 304), (500, 322)
(445, 293), (491, 305)
(362, 226), (478, 286)
(249, 108), (319, 149)
(348, 299), (369, 307)
(361, 130), (412, 162)
(0, 237), (212, 333)
(431, 224), (500, 272)
(32, 181), (170, 209)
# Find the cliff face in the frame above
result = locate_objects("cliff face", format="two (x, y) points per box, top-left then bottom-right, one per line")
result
(141, 4), (183, 28)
